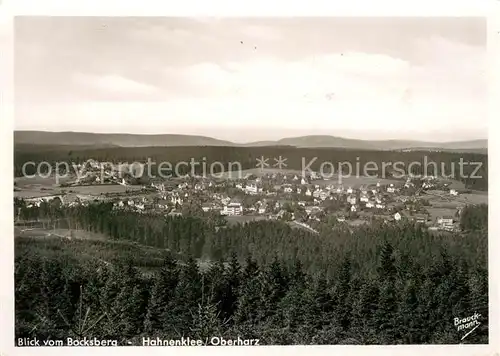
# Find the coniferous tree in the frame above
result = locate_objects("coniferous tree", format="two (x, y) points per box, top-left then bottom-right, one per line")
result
(144, 255), (180, 334)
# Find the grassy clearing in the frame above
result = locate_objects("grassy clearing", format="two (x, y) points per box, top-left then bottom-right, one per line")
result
(14, 182), (142, 199)
(315, 175), (400, 188)
(15, 227), (215, 273)
(456, 193), (488, 205)
(426, 207), (458, 222)
(218, 168), (303, 179)
(15, 175), (72, 188)
(15, 234), (172, 269)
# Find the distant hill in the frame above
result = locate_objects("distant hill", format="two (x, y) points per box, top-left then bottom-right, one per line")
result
(14, 131), (234, 147)
(14, 131), (487, 153)
(273, 135), (488, 151)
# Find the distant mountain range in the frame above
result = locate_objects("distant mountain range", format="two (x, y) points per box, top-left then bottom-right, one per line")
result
(14, 131), (488, 153)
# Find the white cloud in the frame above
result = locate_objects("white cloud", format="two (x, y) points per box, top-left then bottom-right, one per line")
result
(179, 40), (486, 104)
(73, 73), (159, 94)
(239, 25), (282, 41)
(179, 52), (412, 103)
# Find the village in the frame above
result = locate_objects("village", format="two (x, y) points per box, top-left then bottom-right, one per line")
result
(15, 159), (488, 234)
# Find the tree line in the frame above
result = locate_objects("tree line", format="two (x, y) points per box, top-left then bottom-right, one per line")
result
(14, 200), (488, 277)
(15, 240), (488, 344)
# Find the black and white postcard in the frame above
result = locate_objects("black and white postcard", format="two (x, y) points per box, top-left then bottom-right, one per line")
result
(1, 1), (498, 355)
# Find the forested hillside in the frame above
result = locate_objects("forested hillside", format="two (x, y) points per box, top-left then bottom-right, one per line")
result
(14, 145), (488, 190)
(15, 202), (488, 344)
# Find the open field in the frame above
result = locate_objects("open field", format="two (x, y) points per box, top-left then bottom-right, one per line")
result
(15, 175), (73, 188)
(315, 175), (400, 188)
(62, 184), (142, 195)
(424, 190), (488, 206)
(443, 180), (466, 190)
(16, 227), (115, 241)
(453, 193), (488, 205)
(426, 207), (458, 222)
(15, 175), (142, 199)
(15, 227), (219, 275)
(220, 168), (303, 179)
(422, 189), (488, 223)
(15, 233), (171, 268)
(347, 219), (370, 227)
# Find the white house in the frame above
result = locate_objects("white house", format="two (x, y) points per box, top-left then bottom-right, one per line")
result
(437, 216), (454, 226)
(305, 188), (312, 197)
(246, 183), (259, 195)
(347, 196), (357, 205)
(222, 202), (243, 216)
(387, 184), (396, 193)
(450, 189), (458, 196)
(170, 194), (183, 206)
(351, 205), (357, 212)
(284, 186), (293, 193)
(394, 212), (402, 221)
(360, 195), (369, 203)
(296, 187), (302, 194)
(366, 201), (375, 208)
(346, 187), (353, 194)
(376, 203), (385, 209)
(301, 177), (308, 185)
(422, 182), (433, 189)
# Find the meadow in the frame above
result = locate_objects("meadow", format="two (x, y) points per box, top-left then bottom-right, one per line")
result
(15, 175), (142, 199)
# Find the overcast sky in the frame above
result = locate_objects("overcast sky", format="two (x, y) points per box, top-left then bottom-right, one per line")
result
(14, 17), (487, 142)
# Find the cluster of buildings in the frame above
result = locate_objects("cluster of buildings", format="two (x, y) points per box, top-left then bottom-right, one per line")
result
(18, 162), (464, 232)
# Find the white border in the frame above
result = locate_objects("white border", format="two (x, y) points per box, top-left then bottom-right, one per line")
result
(1, 1), (498, 355)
